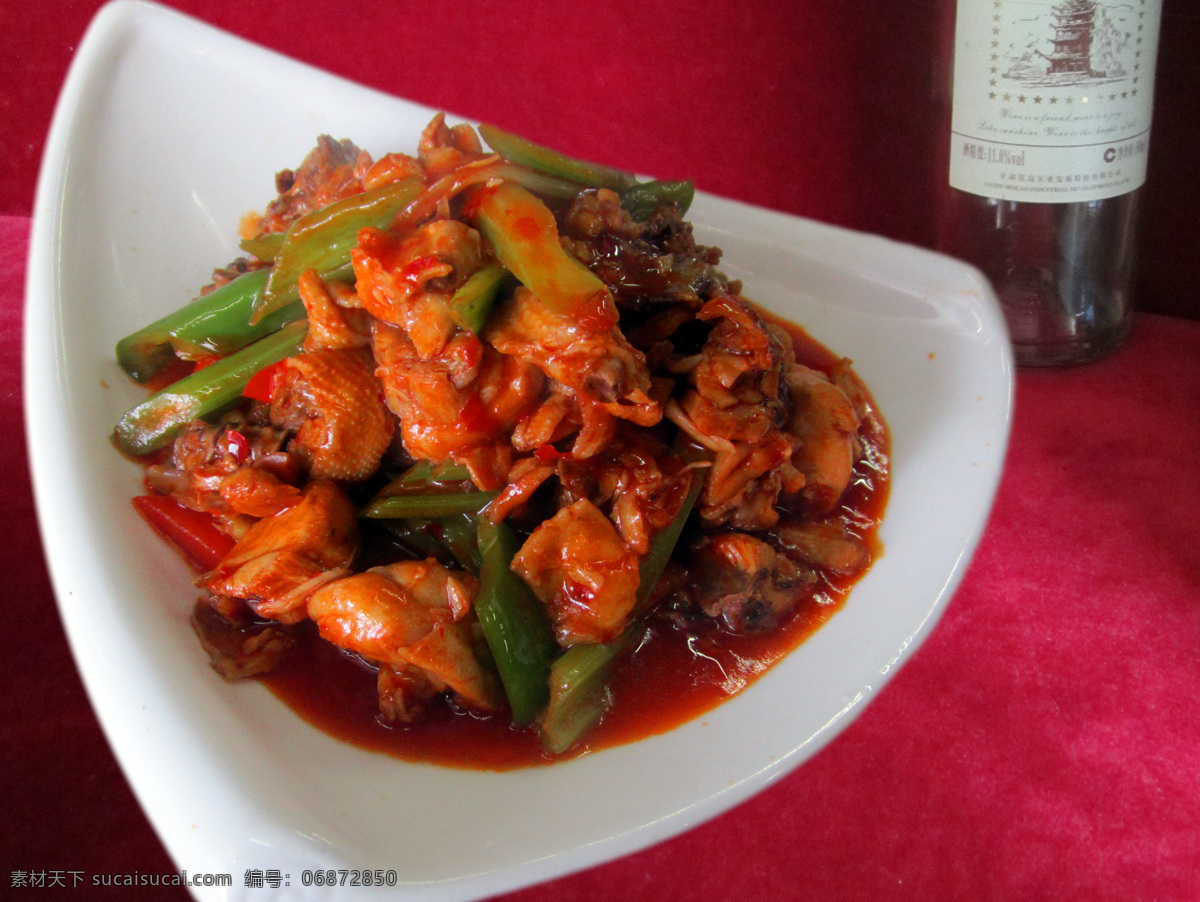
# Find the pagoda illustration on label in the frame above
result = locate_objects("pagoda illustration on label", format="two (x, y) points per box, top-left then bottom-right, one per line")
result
(998, 0), (1138, 87)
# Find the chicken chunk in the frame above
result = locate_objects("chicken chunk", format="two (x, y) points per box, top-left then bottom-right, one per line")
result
(785, 365), (861, 517)
(511, 498), (641, 645)
(306, 559), (497, 716)
(270, 348), (395, 482)
(202, 480), (358, 623)
(689, 533), (813, 633)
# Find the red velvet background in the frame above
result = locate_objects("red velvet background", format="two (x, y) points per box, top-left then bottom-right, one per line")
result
(3, 1), (1199, 899)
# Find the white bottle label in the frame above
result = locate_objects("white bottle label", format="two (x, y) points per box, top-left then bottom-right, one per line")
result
(950, 0), (1161, 203)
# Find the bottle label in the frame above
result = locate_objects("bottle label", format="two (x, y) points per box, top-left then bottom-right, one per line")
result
(950, 0), (1161, 203)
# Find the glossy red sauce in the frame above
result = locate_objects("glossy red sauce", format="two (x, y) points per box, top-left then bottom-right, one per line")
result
(262, 314), (891, 770)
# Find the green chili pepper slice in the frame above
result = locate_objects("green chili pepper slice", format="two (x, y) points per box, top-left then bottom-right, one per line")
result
(619, 179), (695, 220)
(360, 492), (498, 520)
(115, 270), (304, 383)
(253, 176), (424, 323)
(478, 122), (637, 192)
(113, 321), (307, 457)
(475, 518), (558, 726)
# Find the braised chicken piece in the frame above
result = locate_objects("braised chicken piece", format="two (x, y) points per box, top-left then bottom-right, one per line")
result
(202, 481), (358, 624)
(566, 432), (696, 555)
(306, 559), (498, 718)
(191, 601), (294, 681)
(668, 295), (805, 530)
(785, 365), (861, 517)
(245, 135), (373, 237)
(352, 219), (484, 357)
(269, 347), (394, 482)
(490, 429), (695, 555)
(511, 498), (641, 645)
(562, 188), (728, 312)
(417, 111), (487, 182)
(486, 286), (661, 436)
(372, 323), (543, 488)
(361, 152), (425, 192)
(376, 664), (443, 724)
(689, 533), (814, 633)
(217, 466), (302, 519)
(142, 411), (298, 534)
(776, 522), (872, 577)
(510, 382), (620, 460)
(296, 271), (371, 352)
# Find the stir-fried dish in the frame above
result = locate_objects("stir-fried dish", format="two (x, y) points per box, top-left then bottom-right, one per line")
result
(113, 115), (889, 763)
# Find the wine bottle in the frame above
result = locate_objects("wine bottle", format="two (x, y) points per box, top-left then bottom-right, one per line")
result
(936, 0), (1162, 366)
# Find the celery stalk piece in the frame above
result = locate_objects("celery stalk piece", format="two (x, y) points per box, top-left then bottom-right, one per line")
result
(473, 181), (612, 317)
(395, 459), (474, 487)
(435, 513), (484, 574)
(478, 122), (637, 191)
(619, 179), (695, 220)
(376, 518), (448, 562)
(113, 321), (307, 456)
(475, 518), (558, 727)
(253, 176), (424, 323)
(540, 633), (636, 757)
(115, 270), (303, 383)
(447, 263), (510, 335)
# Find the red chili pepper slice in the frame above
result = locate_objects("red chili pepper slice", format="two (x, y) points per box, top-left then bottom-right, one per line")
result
(132, 495), (236, 571)
(225, 429), (250, 465)
(242, 358), (287, 404)
(192, 353), (285, 405)
(190, 354), (224, 371)
(534, 444), (569, 463)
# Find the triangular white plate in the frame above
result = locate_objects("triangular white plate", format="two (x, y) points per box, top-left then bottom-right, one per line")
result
(25, 2), (1013, 899)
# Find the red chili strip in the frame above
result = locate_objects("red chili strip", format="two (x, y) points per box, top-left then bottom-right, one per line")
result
(225, 429), (250, 465)
(242, 358), (286, 404)
(132, 495), (236, 571)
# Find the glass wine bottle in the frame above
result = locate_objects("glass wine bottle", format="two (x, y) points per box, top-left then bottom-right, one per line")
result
(936, 0), (1162, 366)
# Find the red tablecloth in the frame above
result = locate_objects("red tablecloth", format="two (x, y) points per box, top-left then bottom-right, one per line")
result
(6, 202), (1200, 899)
(4, 1), (1200, 898)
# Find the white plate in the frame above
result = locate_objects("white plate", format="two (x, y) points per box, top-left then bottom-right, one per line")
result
(24, 2), (1013, 899)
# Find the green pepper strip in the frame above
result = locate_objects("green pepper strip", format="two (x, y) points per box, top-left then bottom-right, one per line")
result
(360, 492), (498, 520)
(253, 176), (424, 324)
(474, 182), (612, 317)
(113, 321), (307, 457)
(377, 518), (448, 562)
(115, 270), (304, 383)
(435, 513), (485, 574)
(494, 164), (590, 202)
(479, 122), (694, 221)
(478, 123), (637, 192)
(447, 263), (509, 335)
(239, 231), (287, 263)
(476, 518), (558, 727)
(619, 179), (696, 220)
(389, 459), (475, 489)
(374, 513), (483, 575)
(539, 452), (707, 755)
